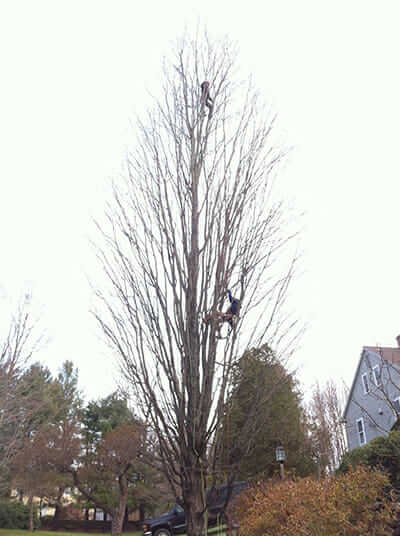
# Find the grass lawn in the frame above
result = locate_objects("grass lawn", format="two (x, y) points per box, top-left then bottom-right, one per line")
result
(207, 527), (226, 535)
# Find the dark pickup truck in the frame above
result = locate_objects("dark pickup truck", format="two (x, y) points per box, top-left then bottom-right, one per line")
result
(143, 482), (248, 536)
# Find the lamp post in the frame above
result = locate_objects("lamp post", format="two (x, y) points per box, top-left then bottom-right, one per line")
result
(275, 442), (286, 480)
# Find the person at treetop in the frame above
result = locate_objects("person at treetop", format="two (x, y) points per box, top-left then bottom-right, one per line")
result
(200, 80), (214, 117)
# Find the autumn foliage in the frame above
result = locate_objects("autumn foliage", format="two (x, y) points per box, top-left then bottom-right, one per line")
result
(232, 466), (397, 536)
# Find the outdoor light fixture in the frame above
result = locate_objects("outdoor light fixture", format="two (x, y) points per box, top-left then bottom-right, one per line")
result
(275, 445), (286, 463)
(275, 442), (286, 480)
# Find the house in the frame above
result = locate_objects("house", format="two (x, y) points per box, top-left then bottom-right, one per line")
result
(343, 336), (400, 451)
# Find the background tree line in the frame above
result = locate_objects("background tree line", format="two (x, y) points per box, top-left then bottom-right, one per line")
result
(0, 296), (166, 535)
(0, 295), (347, 532)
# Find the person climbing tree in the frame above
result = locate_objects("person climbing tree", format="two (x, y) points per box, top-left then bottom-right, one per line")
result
(225, 289), (240, 327)
(203, 289), (240, 338)
(200, 80), (214, 117)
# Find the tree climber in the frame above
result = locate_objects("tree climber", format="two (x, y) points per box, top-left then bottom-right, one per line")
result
(203, 289), (241, 338)
(224, 289), (240, 328)
(200, 80), (214, 118)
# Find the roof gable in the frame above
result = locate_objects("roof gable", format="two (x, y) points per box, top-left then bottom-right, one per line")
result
(343, 346), (400, 420)
(343, 350), (365, 420)
(363, 346), (400, 366)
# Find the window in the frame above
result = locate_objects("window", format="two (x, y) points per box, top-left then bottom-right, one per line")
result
(361, 373), (370, 394)
(394, 397), (400, 414)
(372, 365), (381, 386)
(356, 418), (366, 446)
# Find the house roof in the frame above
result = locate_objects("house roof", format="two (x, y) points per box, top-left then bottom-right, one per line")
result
(363, 346), (400, 366)
(342, 345), (400, 420)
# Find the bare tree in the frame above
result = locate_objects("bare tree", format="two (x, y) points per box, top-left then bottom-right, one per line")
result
(0, 294), (43, 492)
(308, 380), (347, 476)
(95, 31), (300, 536)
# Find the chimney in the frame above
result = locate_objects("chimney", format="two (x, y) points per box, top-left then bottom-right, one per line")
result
(396, 335), (400, 348)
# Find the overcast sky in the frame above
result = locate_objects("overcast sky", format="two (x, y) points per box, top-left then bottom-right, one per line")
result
(1, 0), (399, 402)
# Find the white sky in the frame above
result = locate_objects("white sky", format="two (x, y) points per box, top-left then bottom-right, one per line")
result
(1, 0), (399, 403)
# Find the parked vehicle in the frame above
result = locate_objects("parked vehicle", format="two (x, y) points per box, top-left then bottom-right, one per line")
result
(143, 482), (248, 536)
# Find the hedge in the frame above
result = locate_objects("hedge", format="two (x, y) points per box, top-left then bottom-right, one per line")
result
(0, 502), (40, 529)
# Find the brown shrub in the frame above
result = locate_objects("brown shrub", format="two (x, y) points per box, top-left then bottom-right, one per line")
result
(232, 466), (396, 536)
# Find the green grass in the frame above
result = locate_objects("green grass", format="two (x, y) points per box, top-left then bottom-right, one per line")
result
(207, 526), (226, 535)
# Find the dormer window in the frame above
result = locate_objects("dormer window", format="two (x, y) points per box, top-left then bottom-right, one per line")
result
(361, 372), (370, 394)
(372, 365), (381, 386)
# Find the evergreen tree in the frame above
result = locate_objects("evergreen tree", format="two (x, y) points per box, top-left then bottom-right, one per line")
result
(221, 344), (314, 480)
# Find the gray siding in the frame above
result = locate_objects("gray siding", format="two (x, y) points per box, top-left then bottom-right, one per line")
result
(344, 349), (400, 451)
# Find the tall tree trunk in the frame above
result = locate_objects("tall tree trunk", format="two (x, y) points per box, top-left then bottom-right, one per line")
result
(53, 486), (64, 521)
(53, 505), (61, 522)
(28, 493), (34, 532)
(184, 463), (207, 536)
(185, 489), (206, 536)
(111, 474), (129, 536)
(123, 506), (129, 531)
(52, 505), (60, 530)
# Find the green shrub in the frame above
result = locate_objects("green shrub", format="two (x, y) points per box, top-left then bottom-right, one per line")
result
(338, 430), (400, 490)
(233, 466), (397, 536)
(0, 501), (40, 529)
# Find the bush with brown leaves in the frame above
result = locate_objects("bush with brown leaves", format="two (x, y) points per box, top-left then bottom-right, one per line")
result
(233, 466), (397, 536)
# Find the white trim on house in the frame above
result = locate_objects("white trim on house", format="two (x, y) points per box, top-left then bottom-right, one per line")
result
(356, 417), (366, 446)
(361, 372), (370, 394)
(372, 365), (381, 386)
